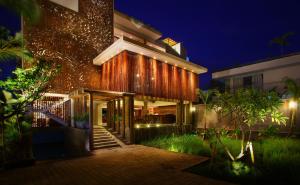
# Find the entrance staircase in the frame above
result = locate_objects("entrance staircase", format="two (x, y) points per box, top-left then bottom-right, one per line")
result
(93, 125), (120, 150)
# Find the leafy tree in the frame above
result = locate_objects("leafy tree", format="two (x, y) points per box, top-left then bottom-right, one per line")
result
(197, 89), (216, 139)
(0, 0), (41, 24)
(283, 77), (300, 136)
(0, 60), (60, 163)
(0, 26), (33, 63)
(270, 32), (294, 55)
(210, 89), (287, 163)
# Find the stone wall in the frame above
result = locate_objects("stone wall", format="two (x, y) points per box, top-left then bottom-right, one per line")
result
(23, 0), (114, 94)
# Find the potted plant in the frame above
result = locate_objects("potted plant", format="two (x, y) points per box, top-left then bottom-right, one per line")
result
(74, 113), (89, 129)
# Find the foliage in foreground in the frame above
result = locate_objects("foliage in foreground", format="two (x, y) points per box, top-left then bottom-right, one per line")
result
(142, 135), (300, 184)
(0, 0), (41, 24)
(208, 89), (287, 162)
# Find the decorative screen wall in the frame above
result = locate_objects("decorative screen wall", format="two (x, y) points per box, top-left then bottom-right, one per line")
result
(23, 0), (114, 94)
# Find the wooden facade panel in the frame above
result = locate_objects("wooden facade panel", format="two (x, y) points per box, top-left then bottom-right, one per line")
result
(99, 51), (199, 101)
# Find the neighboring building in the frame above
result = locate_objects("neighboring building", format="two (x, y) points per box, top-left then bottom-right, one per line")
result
(195, 53), (300, 134)
(23, 0), (207, 151)
(212, 53), (300, 94)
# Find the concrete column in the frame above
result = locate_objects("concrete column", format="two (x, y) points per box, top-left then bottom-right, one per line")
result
(184, 102), (192, 124)
(112, 100), (116, 131)
(116, 99), (121, 133)
(141, 100), (148, 117)
(176, 101), (184, 125)
(70, 98), (75, 127)
(121, 98), (125, 138)
(107, 101), (110, 128)
(93, 101), (98, 126)
(124, 94), (134, 143)
(89, 93), (94, 150)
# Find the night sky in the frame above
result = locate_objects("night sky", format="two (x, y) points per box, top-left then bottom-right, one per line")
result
(1, 0), (300, 89)
(115, 0), (300, 89)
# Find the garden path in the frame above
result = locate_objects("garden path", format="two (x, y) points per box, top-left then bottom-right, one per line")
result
(0, 145), (234, 185)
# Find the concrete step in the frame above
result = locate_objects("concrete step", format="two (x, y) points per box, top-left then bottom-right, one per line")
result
(93, 126), (104, 129)
(94, 130), (107, 132)
(93, 131), (109, 134)
(93, 138), (113, 142)
(93, 140), (118, 146)
(93, 135), (112, 139)
(93, 134), (111, 138)
(93, 143), (120, 150)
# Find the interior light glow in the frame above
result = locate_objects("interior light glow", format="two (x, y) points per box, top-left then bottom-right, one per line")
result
(191, 106), (196, 112)
(147, 124), (151, 128)
(289, 100), (298, 109)
(136, 74), (140, 78)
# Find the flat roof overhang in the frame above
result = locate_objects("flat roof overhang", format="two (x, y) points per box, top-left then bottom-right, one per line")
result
(212, 54), (300, 79)
(93, 37), (207, 75)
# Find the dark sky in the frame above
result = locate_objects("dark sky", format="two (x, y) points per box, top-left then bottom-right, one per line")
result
(115, 0), (300, 89)
(1, 0), (300, 88)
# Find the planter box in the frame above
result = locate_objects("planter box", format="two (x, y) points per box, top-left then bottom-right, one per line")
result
(75, 121), (89, 129)
(64, 127), (90, 157)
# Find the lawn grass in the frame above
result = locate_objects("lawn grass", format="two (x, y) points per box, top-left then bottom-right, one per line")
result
(142, 135), (300, 185)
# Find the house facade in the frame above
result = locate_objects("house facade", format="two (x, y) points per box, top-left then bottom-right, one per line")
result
(23, 0), (207, 150)
(196, 53), (300, 133)
(212, 53), (300, 94)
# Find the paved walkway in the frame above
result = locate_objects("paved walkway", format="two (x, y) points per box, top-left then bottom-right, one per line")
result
(0, 145), (233, 185)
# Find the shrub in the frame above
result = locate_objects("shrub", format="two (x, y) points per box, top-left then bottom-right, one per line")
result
(143, 135), (300, 184)
(142, 135), (211, 156)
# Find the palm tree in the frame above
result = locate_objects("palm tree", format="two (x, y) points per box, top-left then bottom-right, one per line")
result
(0, 0), (41, 63)
(0, 0), (41, 24)
(0, 26), (32, 63)
(270, 32), (294, 55)
(197, 89), (215, 139)
(283, 78), (300, 136)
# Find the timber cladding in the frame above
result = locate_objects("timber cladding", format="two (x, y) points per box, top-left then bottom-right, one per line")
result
(99, 51), (199, 101)
(23, 0), (114, 94)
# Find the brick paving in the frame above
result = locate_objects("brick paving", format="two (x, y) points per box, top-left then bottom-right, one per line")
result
(0, 145), (233, 185)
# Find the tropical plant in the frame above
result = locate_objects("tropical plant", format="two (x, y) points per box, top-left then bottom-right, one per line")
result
(210, 89), (288, 163)
(270, 32), (294, 55)
(197, 89), (216, 139)
(0, 60), (60, 122)
(0, 26), (33, 63)
(259, 125), (279, 138)
(74, 113), (89, 122)
(0, 60), (60, 163)
(283, 77), (300, 136)
(0, 0), (41, 24)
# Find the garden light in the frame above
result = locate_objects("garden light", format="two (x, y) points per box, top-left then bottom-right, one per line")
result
(289, 100), (298, 110)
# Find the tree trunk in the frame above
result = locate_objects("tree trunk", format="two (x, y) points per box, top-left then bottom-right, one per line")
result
(288, 109), (296, 137)
(1, 120), (5, 164)
(203, 105), (207, 140)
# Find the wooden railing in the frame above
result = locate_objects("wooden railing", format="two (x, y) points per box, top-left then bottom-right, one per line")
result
(32, 97), (71, 127)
